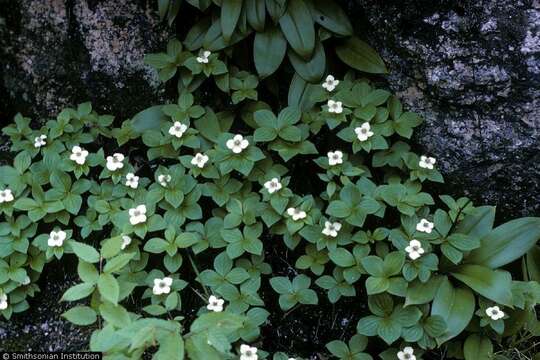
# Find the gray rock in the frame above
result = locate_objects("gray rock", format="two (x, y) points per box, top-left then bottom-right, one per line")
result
(350, 0), (540, 220)
(0, 0), (169, 120)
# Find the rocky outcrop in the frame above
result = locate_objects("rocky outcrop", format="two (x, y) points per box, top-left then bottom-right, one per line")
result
(350, 0), (540, 220)
(0, 0), (169, 120)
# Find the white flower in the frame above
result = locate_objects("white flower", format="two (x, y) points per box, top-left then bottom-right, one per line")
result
(196, 50), (211, 64)
(125, 173), (139, 189)
(197, 50), (211, 63)
(327, 150), (343, 166)
(322, 221), (342, 237)
(322, 75), (339, 92)
(226, 134), (249, 154)
(0, 293), (7, 310)
(48, 230), (66, 247)
(416, 218), (434, 234)
(191, 153), (209, 168)
(69, 145), (89, 165)
(405, 239), (425, 260)
(327, 100), (343, 114)
(486, 306), (505, 320)
(168, 122), (188, 138)
(240, 344), (258, 360)
(129, 205), (147, 225)
(34, 134), (47, 148)
(354, 122), (374, 142)
(152, 277), (173, 295)
(419, 155), (436, 170)
(264, 178), (282, 194)
(158, 174), (172, 187)
(0, 189), (14, 204)
(287, 207), (307, 221)
(207, 295), (225, 312)
(121, 235), (132, 250)
(106, 153), (125, 171)
(397, 346), (416, 360)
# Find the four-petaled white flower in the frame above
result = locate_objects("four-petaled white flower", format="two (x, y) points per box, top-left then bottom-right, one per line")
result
(322, 221), (342, 237)
(121, 235), (132, 250)
(152, 277), (173, 295)
(0, 293), (7, 310)
(70, 145), (89, 165)
(168, 122), (188, 138)
(287, 207), (307, 221)
(322, 75), (339, 92)
(196, 50), (211, 64)
(207, 295), (225, 312)
(48, 230), (66, 247)
(0, 189), (14, 204)
(327, 100), (343, 114)
(419, 155), (436, 170)
(129, 205), (147, 225)
(486, 306), (505, 320)
(327, 150), (343, 166)
(264, 178), (282, 194)
(416, 218), (434, 234)
(158, 174), (172, 187)
(34, 134), (47, 148)
(191, 153), (209, 168)
(226, 134), (249, 154)
(355, 122), (374, 142)
(405, 239), (425, 260)
(125, 173), (139, 189)
(106, 153), (125, 171)
(397, 346), (416, 360)
(240, 344), (258, 360)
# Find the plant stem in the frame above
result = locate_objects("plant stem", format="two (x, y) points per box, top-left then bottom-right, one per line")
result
(187, 251), (210, 298)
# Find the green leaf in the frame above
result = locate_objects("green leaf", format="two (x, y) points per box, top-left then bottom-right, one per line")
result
(71, 241), (100, 263)
(310, 0), (352, 36)
(254, 127), (278, 142)
(405, 277), (442, 306)
(61, 283), (95, 302)
(246, 0), (265, 31)
(99, 302), (131, 328)
(288, 40), (325, 83)
(132, 106), (167, 132)
(253, 26), (287, 78)
(98, 273), (120, 304)
(326, 340), (349, 357)
(62, 306), (97, 326)
(327, 200), (352, 218)
(329, 248), (355, 267)
(336, 36), (387, 74)
(270, 276), (292, 294)
(463, 334), (493, 360)
(104, 253), (135, 273)
(279, 0), (315, 60)
(455, 205), (495, 238)
(450, 264), (513, 306)
(221, 0), (243, 42)
(466, 217), (540, 268)
(431, 277), (475, 344)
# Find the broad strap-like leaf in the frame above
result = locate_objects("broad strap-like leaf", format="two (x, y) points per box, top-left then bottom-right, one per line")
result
(450, 264), (513, 307)
(335, 36), (387, 74)
(431, 277), (475, 345)
(466, 217), (540, 268)
(279, 0), (315, 60)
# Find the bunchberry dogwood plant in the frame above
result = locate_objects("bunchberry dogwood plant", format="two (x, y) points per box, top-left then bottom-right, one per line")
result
(1, 0), (539, 359)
